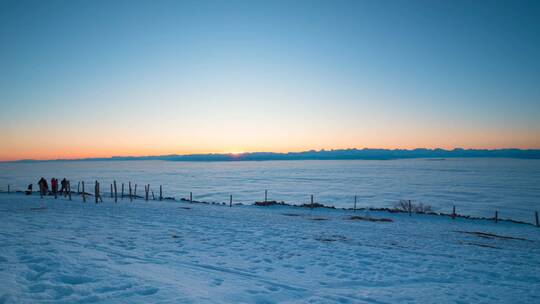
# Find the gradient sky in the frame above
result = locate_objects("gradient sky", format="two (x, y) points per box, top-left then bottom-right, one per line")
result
(1, 0), (539, 161)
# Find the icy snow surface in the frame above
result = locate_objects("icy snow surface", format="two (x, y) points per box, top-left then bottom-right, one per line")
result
(0, 193), (539, 303)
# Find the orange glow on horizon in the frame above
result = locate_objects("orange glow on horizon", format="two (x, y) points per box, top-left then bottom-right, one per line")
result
(1, 142), (540, 162)
(1, 116), (539, 162)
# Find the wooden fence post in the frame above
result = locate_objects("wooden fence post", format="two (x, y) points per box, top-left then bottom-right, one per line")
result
(113, 180), (117, 203)
(82, 181), (86, 202)
(408, 200), (412, 216)
(121, 183), (124, 200)
(134, 184), (137, 197)
(494, 210), (498, 223)
(110, 184), (113, 198)
(159, 185), (163, 201)
(77, 181), (80, 194)
(145, 184), (149, 201)
(190, 192), (192, 203)
(129, 182), (132, 202)
(264, 190), (267, 203)
(151, 191), (155, 200)
(68, 181), (72, 201)
(354, 195), (357, 212)
(229, 195), (232, 207)
(535, 211), (539, 227)
(310, 194), (314, 209)
(95, 181), (98, 204)
(452, 205), (456, 219)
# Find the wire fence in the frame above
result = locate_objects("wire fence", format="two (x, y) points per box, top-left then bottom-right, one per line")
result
(1, 181), (539, 228)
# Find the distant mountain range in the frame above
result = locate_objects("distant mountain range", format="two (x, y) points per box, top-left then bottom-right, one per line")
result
(10, 148), (540, 163)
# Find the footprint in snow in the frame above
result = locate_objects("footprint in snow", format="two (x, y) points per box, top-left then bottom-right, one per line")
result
(55, 274), (96, 285)
(266, 285), (280, 292)
(136, 287), (159, 296)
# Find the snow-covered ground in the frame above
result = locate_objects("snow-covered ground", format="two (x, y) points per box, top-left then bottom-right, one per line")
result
(0, 193), (539, 303)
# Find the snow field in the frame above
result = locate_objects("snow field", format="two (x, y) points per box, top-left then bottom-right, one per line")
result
(0, 193), (539, 303)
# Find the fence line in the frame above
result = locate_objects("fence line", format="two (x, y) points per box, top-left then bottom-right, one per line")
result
(1, 182), (539, 227)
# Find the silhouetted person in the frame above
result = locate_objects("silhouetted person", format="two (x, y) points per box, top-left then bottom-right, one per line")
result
(38, 177), (48, 196)
(25, 184), (33, 195)
(51, 178), (58, 197)
(60, 178), (68, 195)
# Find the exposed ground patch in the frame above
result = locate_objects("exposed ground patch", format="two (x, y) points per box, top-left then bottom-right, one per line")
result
(454, 231), (532, 242)
(349, 216), (393, 222)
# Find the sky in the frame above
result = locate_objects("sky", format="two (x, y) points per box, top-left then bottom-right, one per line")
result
(1, 0), (539, 161)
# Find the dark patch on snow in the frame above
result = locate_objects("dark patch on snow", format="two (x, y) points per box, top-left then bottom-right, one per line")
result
(455, 231), (532, 242)
(300, 203), (334, 209)
(349, 216), (393, 222)
(254, 200), (286, 206)
(315, 234), (347, 242)
(180, 198), (208, 204)
(282, 213), (301, 217)
(310, 217), (329, 221)
(461, 242), (501, 249)
(178, 207), (191, 210)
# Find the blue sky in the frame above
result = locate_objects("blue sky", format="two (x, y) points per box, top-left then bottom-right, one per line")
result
(1, 0), (539, 160)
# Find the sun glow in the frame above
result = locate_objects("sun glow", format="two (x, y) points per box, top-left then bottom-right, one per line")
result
(228, 151), (245, 156)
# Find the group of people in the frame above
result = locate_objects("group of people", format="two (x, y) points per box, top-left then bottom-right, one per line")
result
(30, 177), (69, 196)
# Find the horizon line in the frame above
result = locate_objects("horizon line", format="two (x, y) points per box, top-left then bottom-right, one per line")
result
(2, 147), (540, 163)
